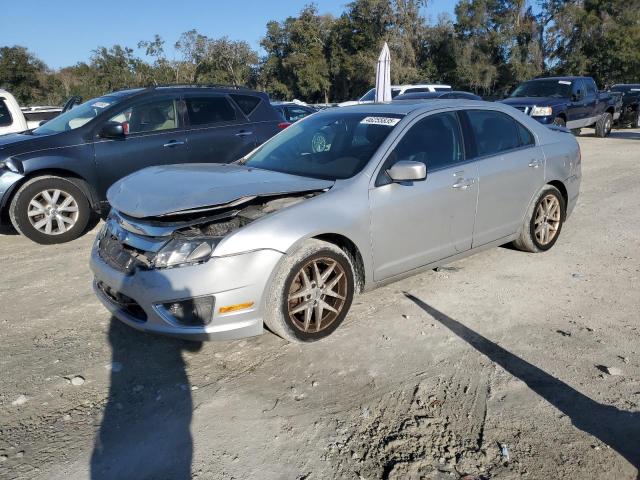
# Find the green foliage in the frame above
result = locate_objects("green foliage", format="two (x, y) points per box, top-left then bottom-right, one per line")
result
(1, 0), (639, 106)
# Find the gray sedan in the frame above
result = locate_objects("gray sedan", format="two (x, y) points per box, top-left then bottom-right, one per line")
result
(90, 100), (581, 343)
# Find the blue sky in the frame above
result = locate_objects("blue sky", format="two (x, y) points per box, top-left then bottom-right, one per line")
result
(1, 0), (457, 69)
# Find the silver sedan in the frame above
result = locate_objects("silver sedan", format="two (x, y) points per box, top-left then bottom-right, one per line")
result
(90, 100), (581, 343)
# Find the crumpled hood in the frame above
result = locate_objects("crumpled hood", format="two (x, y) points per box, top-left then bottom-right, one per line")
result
(107, 163), (334, 218)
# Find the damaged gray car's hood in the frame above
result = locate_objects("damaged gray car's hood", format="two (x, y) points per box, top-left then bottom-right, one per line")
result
(107, 163), (334, 218)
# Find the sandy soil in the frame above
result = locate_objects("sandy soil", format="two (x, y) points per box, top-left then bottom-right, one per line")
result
(1, 129), (639, 480)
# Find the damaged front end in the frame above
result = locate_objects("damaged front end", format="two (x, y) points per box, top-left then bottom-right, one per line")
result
(96, 192), (320, 274)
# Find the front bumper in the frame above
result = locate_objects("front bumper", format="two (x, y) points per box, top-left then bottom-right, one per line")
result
(90, 246), (284, 341)
(0, 170), (24, 223)
(531, 115), (555, 125)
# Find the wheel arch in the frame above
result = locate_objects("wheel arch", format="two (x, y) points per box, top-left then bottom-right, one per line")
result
(312, 233), (366, 293)
(1, 168), (100, 221)
(546, 180), (568, 218)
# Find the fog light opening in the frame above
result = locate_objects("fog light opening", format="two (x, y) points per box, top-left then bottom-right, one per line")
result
(218, 302), (255, 314)
(161, 296), (215, 326)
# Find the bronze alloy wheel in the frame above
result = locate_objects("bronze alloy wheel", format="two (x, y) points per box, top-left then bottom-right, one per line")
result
(534, 193), (561, 246)
(287, 257), (348, 333)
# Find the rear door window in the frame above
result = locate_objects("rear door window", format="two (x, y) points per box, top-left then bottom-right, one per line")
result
(466, 110), (520, 157)
(186, 96), (237, 126)
(287, 106), (313, 122)
(0, 100), (12, 127)
(517, 122), (535, 147)
(230, 94), (261, 116)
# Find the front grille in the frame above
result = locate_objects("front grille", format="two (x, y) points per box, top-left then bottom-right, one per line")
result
(96, 281), (147, 322)
(98, 234), (150, 274)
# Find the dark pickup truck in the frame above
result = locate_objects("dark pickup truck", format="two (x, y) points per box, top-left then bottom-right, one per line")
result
(501, 76), (620, 137)
(610, 84), (640, 128)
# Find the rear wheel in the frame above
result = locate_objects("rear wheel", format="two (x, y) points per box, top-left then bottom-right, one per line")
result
(264, 239), (355, 343)
(9, 176), (91, 244)
(513, 185), (565, 253)
(595, 112), (612, 137)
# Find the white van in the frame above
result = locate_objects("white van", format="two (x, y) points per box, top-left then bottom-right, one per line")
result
(338, 84), (452, 107)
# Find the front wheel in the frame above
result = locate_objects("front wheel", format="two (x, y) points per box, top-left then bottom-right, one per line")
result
(9, 176), (91, 244)
(595, 112), (612, 137)
(513, 185), (566, 253)
(264, 239), (355, 343)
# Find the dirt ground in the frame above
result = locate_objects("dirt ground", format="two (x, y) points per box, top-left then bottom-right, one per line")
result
(1, 129), (639, 480)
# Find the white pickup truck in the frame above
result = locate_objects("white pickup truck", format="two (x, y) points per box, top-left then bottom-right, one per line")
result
(0, 89), (63, 135)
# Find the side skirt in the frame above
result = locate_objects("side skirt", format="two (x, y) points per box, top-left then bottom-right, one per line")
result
(364, 233), (519, 292)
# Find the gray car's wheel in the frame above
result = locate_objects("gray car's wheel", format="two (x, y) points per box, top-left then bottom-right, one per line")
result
(513, 185), (566, 253)
(264, 239), (355, 343)
(9, 176), (91, 244)
(595, 112), (612, 137)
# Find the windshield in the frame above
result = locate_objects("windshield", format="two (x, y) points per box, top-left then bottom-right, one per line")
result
(359, 88), (401, 102)
(33, 95), (123, 134)
(510, 80), (572, 98)
(243, 111), (403, 180)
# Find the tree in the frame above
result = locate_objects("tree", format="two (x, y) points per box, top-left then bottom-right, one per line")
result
(0, 46), (47, 104)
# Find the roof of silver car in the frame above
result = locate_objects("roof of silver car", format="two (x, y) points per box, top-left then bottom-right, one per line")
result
(325, 99), (497, 115)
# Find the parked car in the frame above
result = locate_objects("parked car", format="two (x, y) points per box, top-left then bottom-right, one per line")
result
(91, 100), (581, 343)
(338, 84), (452, 107)
(500, 76), (620, 137)
(0, 90), (66, 135)
(21, 106), (63, 129)
(394, 91), (482, 101)
(271, 101), (318, 123)
(0, 90), (29, 135)
(0, 85), (283, 244)
(609, 84), (640, 128)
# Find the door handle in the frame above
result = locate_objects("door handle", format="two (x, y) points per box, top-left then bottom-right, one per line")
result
(452, 178), (475, 189)
(235, 131), (253, 137)
(528, 159), (542, 168)
(163, 140), (185, 148)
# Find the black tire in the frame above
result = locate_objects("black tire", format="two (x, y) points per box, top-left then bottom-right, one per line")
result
(553, 117), (566, 127)
(571, 128), (581, 136)
(595, 112), (612, 138)
(264, 239), (355, 343)
(513, 185), (566, 253)
(9, 176), (91, 244)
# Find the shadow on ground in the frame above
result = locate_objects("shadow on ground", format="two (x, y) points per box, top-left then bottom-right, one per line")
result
(582, 130), (640, 141)
(90, 318), (202, 480)
(403, 292), (640, 477)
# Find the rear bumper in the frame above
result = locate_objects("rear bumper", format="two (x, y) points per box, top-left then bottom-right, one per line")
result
(90, 245), (284, 341)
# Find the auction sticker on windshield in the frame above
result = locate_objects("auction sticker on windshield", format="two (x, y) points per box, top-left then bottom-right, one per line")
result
(558, 81), (572, 85)
(91, 101), (111, 108)
(361, 116), (401, 126)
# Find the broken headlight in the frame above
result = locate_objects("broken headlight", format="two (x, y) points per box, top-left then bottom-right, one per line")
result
(154, 237), (220, 269)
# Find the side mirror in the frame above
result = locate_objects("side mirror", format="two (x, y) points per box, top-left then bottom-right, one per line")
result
(99, 122), (125, 139)
(387, 160), (426, 182)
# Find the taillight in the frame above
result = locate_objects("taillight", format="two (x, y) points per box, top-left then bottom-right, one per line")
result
(278, 121), (292, 130)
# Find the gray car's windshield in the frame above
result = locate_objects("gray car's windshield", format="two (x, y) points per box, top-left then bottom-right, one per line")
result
(510, 80), (573, 98)
(243, 112), (403, 180)
(33, 95), (123, 134)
